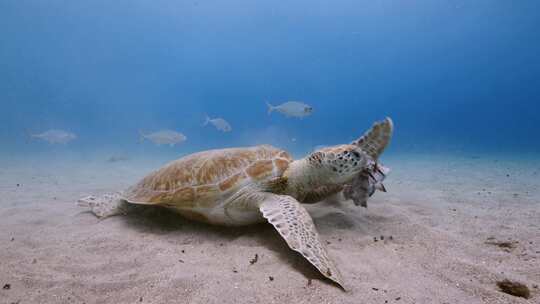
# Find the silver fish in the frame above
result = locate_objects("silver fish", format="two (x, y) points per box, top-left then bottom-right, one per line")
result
(107, 155), (129, 163)
(203, 115), (232, 132)
(30, 129), (77, 144)
(139, 130), (187, 146)
(266, 101), (313, 118)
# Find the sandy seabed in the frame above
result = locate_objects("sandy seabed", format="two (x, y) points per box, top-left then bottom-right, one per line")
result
(1, 153), (539, 304)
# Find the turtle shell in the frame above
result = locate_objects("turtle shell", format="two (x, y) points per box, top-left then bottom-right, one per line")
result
(124, 145), (292, 208)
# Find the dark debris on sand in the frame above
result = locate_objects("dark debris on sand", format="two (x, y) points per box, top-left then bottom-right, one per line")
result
(374, 235), (393, 242)
(485, 239), (518, 250)
(3, 283), (10, 290)
(497, 279), (531, 299)
(249, 254), (258, 265)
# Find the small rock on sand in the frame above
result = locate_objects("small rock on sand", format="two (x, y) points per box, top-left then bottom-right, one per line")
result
(496, 279), (530, 299)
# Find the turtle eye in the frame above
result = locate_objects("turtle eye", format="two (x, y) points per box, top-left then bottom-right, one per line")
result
(351, 151), (361, 158)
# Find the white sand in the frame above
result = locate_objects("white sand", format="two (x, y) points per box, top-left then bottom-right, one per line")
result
(1, 154), (539, 303)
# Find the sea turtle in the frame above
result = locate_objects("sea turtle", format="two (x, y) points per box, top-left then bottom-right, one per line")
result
(78, 117), (394, 289)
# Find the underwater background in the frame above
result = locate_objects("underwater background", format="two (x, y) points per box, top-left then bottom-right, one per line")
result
(1, 0), (540, 161)
(2, 3), (540, 303)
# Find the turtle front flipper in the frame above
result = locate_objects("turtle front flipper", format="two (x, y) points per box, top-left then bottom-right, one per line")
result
(77, 192), (128, 219)
(351, 117), (393, 160)
(258, 193), (346, 290)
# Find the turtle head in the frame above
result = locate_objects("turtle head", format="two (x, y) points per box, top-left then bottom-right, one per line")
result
(306, 117), (394, 185)
(307, 144), (368, 185)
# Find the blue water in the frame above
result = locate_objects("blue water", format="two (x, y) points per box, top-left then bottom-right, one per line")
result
(2, 1), (539, 160)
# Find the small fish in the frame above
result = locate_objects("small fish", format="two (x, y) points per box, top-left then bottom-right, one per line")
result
(107, 155), (129, 163)
(203, 115), (232, 132)
(266, 101), (313, 118)
(139, 130), (187, 146)
(29, 129), (77, 144)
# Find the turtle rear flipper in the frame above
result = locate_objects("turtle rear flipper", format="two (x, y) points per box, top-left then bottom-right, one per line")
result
(77, 193), (128, 219)
(258, 193), (346, 290)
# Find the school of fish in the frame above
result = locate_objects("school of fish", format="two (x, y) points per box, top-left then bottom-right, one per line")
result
(29, 101), (313, 145)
